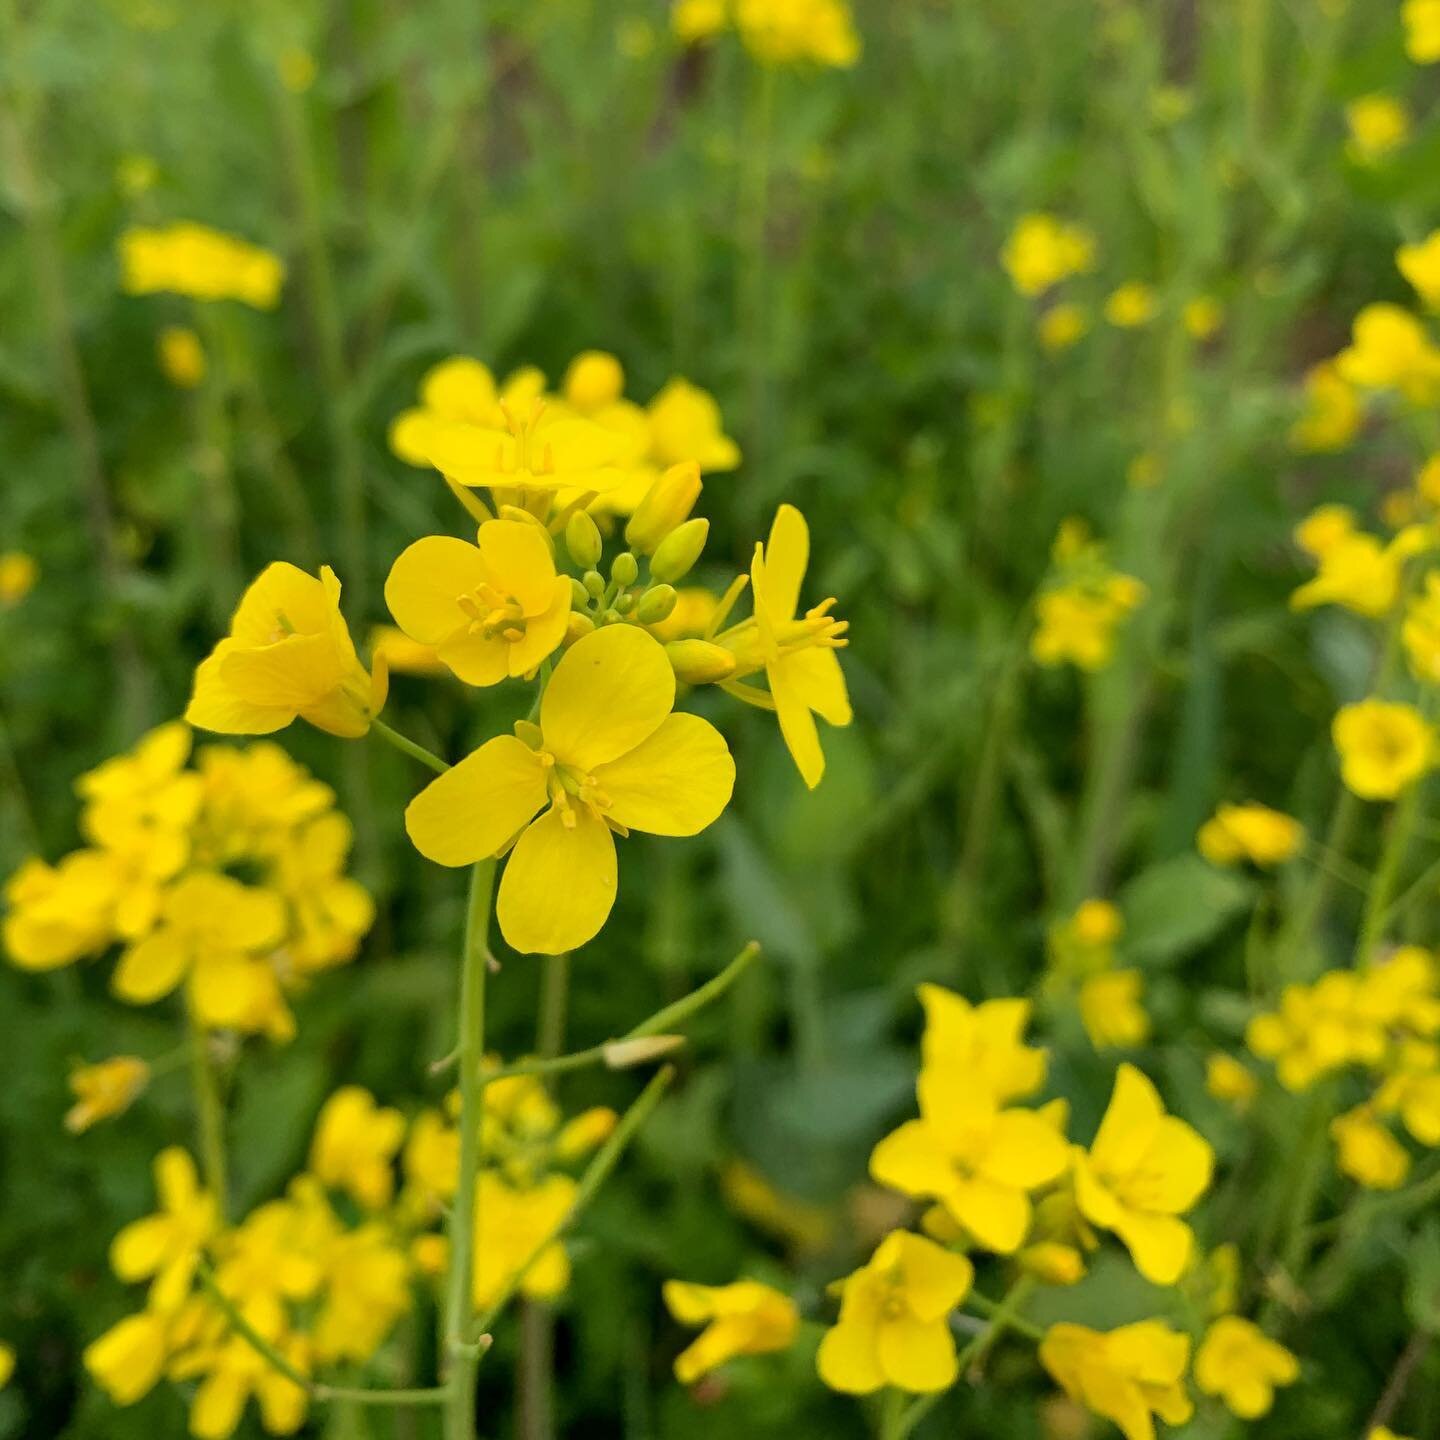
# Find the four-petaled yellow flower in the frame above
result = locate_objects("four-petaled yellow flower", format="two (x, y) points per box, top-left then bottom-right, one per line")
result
(406, 624), (735, 953)
(1194, 1316), (1299, 1419)
(1039, 1320), (1193, 1440)
(109, 1147), (219, 1312)
(663, 1278), (799, 1382)
(917, 983), (1047, 1101)
(815, 1231), (973, 1394)
(309, 1086), (406, 1211)
(1332, 699), (1432, 801)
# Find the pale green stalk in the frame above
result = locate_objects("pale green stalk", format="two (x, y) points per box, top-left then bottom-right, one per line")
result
(186, 1007), (229, 1223)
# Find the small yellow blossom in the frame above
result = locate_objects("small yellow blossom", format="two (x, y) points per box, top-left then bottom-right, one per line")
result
(1290, 363), (1363, 452)
(1291, 528), (1414, 618)
(1039, 1321), (1193, 1440)
(389, 356), (512, 466)
(734, 0), (860, 67)
(66, 1056), (150, 1133)
(1032, 578), (1145, 670)
(663, 1279), (799, 1382)
(1206, 1053), (1259, 1111)
(1399, 231), (1440, 312)
(917, 983), (1048, 1102)
(1197, 803), (1304, 867)
(672, 0), (728, 42)
(1333, 1106), (1410, 1189)
(119, 222), (285, 309)
(816, 1231), (973, 1394)
(84, 1310), (169, 1406)
(110, 1148), (219, 1312)
(0, 550), (38, 607)
(1040, 302), (1090, 352)
(1001, 213), (1097, 297)
(647, 377), (741, 472)
(1336, 304), (1440, 403)
(1405, 0), (1440, 61)
(1194, 1317), (1299, 1419)
(1294, 504), (1356, 558)
(1346, 94), (1411, 165)
(1072, 1063), (1213, 1284)
(1079, 970), (1151, 1049)
(1183, 295), (1223, 340)
(1104, 281), (1159, 329)
(1332, 699), (1432, 800)
(158, 325), (206, 388)
(310, 1087), (405, 1210)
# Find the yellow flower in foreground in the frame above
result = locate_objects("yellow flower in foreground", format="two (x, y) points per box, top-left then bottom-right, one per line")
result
(1105, 282), (1159, 328)
(1197, 803), (1304, 867)
(1194, 1317), (1299, 1419)
(119, 222), (284, 308)
(647, 377), (741, 471)
(1039, 1321), (1193, 1440)
(1336, 304), (1440, 403)
(472, 1172), (575, 1308)
(310, 1086), (405, 1210)
(663, 1279), (799, 1382)
(1333, 700), (1432, 801)
(1079, 970), (1150, 1049)
(188, 563), (386, 739)
(917, 983), (1047, 1102)
(816, 1231), (972, 1394)
(1290, 363), (1362, 453)
(158, 325), (206, 388)
(84, 1309), (169, 1406)
(406, 624), (734, 953)
(66, 1056), (150, 1133)
(1040, 302), (1090, 352)
(1073, 1064), (1213, 1284)
(1205, 1053), (1259, 1111)
(1332, 1106), (1409, 1190)
(110, 1147), (219, 1312)
(1345, 94), (1411, 165)
(1001, 213), (1097, 297)
(871, 1063), (1069, 1252)
(385, 520), (571, 686)
(0, 550), (37, 606)
(1405, 0), (1440, 61)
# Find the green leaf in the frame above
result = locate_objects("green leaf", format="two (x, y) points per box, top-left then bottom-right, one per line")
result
(1120, 854), (1256, 966)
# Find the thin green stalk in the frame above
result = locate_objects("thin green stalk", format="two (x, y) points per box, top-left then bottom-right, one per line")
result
(0, 699), (39, 853)
(444, 859), (497, 1440)
(878, 1387), (906, 1440)
(370, 717), (450, 774)
(186, 1009), (229, 1223)
(1359, 780), (1424, 961)
(964, 1286), (1044, 1344)
(486, 941), (762, 1082)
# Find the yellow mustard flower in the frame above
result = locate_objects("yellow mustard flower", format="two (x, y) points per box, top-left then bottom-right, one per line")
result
(384, 519), (571, 686)
(734, 0), (860, 67)
(647, 377), (742, 472)
(187, 563), (386, 739)
(1196, 803), (1304, 867)
(1336, 304), (1440, 404)
(1079, 970), (1151, 1049)
(310, 1223), (412, 1367)
(119, 222), (284, 309)
(1291, 527), (1420, 618)
(66, 1056), (150, 1133)
(401, 1109), (459, 1220)
(1345, 94), (1411, 165)
(1039, 1320), (1193, 1440)
(1183, 295), (1223, 340)
(406, 624), (734, 954)
(562, 349), (626, 412)
(815, 1230), (973, 1394)
(472, 1171), (576, 1308)
(1290, 362), (1363, 452)
(1403, 573), (1440, 683)
(274, 813), (374, 973)
(1105, 281), (1159, 328)
(1332, 699), (1432, 800)
(1072, 1063), (1213, 1284)
(713, 504), (851, 788)
(663, 1279), (799, 1382)
(1194, 1317), (1299, 1419)
(917, 983), (1048, 1101)
(1294, 503), (1356, 558)
(0, 550), (38, 606)
(368, 624), (446, 677)
(389, 356), (511, 467)
(1332, 1106), (1409, 1190)
(1205, 1053), (1259, 1111)
(111, 1147), (219, 1312)
(84, 1309), (169, 1406)
(309, 1086), (405, 1211)
(1399, 231), (1440, 312)
(2, 851), (122, 970)
(1001, 213), (1097, 297)
(1246, 970), (1395, 1091)
(1047, 899), (1123, 980)
(158, 325), (206, 388)
(1031, 583), (1143, 670)
(870, 1062), (1069, 1253)
(1040, 302), (1090, 352)
(1405, 0), (1440, 61)
(672, 0), (728, 43)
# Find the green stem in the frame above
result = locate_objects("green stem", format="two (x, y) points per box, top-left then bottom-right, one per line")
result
(1359, 781), (1423, 961)
(444, 859), (497, 1440)
(965, 1287), (1044, 1343)
(0, 698), (39, 852)
(485, 941), (762, 1081)
(186, 1007), (229, 1223)
(370, 717), (450, 774)
(189, 302), (244, 623)
(878, 1387), (906, 1440)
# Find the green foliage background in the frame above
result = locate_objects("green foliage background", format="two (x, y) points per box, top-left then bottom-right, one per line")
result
(2, 0), (1437, 1436)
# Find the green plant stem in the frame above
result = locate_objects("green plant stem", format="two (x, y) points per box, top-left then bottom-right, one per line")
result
(186, 1008), (229, 1223)
(485, 941), (762, 1081)
(471, 1065), (675, 1341)
(444, 859), (497, 1440)
(965, 1285), (1044, 1343)
(189, 303), (244, 623)
(1359, 780), (1423, 961)
(0, 699), (39, 853)
(878, 1387), (906, 1440)
(370, 718), (450, 773)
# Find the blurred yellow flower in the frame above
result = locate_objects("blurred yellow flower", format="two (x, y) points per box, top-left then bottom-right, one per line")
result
(1337, 304), (1440, 404)
(1332, 699), (1432, 800)
(84, 1310), (169, 1406)
(1197, 802), (1304, 867)
(1294, 503), (1356, 558)
(1104, 281), (1159, 328)
(917, 983), (1048, 1101)
(405, 624), (734, 954)
(389, 357), (511, 467)
(110, 1147), (219, 1312)
(1039, 1321), (1193, 1440)
(1403, 573), (1440, 683)
(119, 222), (284, 308)
(1206, 1052), (1259, 1111)
(1032, 579), (1145, 670)
(1072, 1063), (1213, 1284)
(0, 550), (37, 607)
(66, 1056), (150, 1133)
(187, 563), (386, 739)
(647, 377), (741, 472)
(1039, 301), (1090, 352)
(472, 1172), (576, 1308)
(1078, 970), (1150, 1049)
(816, 1231), (972, 1394)
(1399, 231), (1440, 311)
(1404, 0), (1440, 61)
(158, 325), (206, 388)
(368, 624), (446, 677)
(1346, 94), (1411, 164)
(663, 1278), (799, 1382)
(309, 1087), (405, 1210)
(1332, 1106), (1409, 1189)
(3, 851), (124, 970)
(672, 0), (728, 43)
(1291, 528), (1418, 618)
(1001, 213), (1097, 297)
(1194, 1317), (1299, 1418)
(1290, 362), (1362, 452)
(734, 0), (860, 67)
(1183, 295), (1223, 340)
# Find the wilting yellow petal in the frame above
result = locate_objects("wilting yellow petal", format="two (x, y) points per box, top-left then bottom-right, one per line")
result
(497, 804), (617, 954)
(592, 713), (734, 836)
(405, 737), (549, 867)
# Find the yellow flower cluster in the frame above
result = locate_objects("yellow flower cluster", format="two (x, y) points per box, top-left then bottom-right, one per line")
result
(1045, 899), (1151, 1049)
(2, 721), (372, 1044)
(1291, 502), (1429, 619)
(1031, 519), (1147, 671)
(1001, 212), (1097, 298)
(119, 222), (285, 308)
(671, 0), (860, 67)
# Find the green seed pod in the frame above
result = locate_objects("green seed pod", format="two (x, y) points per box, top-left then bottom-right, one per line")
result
(665, 639), (736, 684)
(650, 518), (709, 583)
(564, 510), (603, 571)
(635, 584), (678, 624)
(611, 551), (640, 587)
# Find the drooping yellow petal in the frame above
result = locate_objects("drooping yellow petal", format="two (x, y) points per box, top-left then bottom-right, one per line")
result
(662, 1280), (722, 1324)
(477, 519), (558, 616)
(1111, 1208), (1194, 1286)
(83, 1313), (168, 1406)
(591, 713), (735, 836)
(436, 630), (511, 687)
(496, 804), (617, 954)
(816, 1305), (884, 1394)
(540, 625), (674, 770)
(770, 651), (825, 789)
(219, 634), (344, 709)
(384, 537), (488, 644)
(950, 1174), (1030, 1253)
(405, 737), (549, 867)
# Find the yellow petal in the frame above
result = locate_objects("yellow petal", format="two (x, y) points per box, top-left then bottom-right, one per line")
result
(877, 1313), (957, 1393)
(83, 1313), (168, 1406)
(112, 930), (190, 1003)
(190, 1369), (250, 1440)
(785, 647), (852, 727)
(540, 625), (674, 770)
(760, 505), (809, 621)
(673, 1318), (747, 1384)
(1090, 1063), (1164, 1173)
(497, 804), (617, 954)
(891, 1232), (973, 1320)
(592, 713), (734, 836)
(110, 1214), (171, 1280)
(437, 630), (511, 687)
(816, 1311), (884, 1395)
(219, 633), (342, 709)
(506, 577), (572, 677)
(870, 1120), (956, 1201)
(229, 562), (330, 645)
(769, 650), (825, 789)
(421, 356), (498, 423)
(477, 518), (558, 616)
(951, 1174), (1030, 1253)
(187, 648), (294, 735)
(981, 1110), (1071, 1189)
(663, 1280), (722, 1324)
(384, 537), (487, 644)
(1112, 1208), (1194, 1286)
(1135, 1117), (1214, 1211)
(405, 736), (548, 867)
(156, 1145), (200, 1211)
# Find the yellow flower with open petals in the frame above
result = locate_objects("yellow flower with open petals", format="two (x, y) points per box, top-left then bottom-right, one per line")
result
(472, 1172), (576, 1308)
(870, 1064), (1070, 1253)
(1196, 803), (1304, 868)
(389, 357), (505, 467)
(1345, 94), (1410, 165)
(385, 520), (571, 686)
(2, 851), (122, 971)
(815, 1231), (972, 1394)
(1333, 700), (1432, 800)
(1072, 1063), (1213, 1284)
(1194, 1317), (1299, 1419)
(187, 563), (386, 739)
(917, 983), (1047, 1102)
(1039, 1320), (1193, 1440)
(1290, 364), (1362, 453)
(1079, 970), (1150, 1049)
(309, 1086), (405, 1210)
(1291, 529), (1415, 618)
(66, 1056), (150, 1133)
(663, 1278), (799, 1382)
(406, 624), (734, 954)
(110, 1147), (219, 1312)
(646, 377), (741, 472)
(1336, 304), (1440, 403)
(1001, 213), (1096, 297)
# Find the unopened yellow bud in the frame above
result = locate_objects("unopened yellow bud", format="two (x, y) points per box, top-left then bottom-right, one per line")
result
(566, 611), (596, 644)
(665, 638), (736, 684)
(625, 461), (702, 553)
(565, 510), (603, 570)
(636, 584), (678, 624)
(569, 578), (591, 609)
(651, 518), (709, 583)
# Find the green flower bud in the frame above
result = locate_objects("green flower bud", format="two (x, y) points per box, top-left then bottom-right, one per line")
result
(611, 551), (640, 587)
(665, 639), (736, 684)
(635, 584), (678, 624)
(583, 570), (606, 599)
(650, 518), (709, 583)
(615, 593), (635, 615)
(625, 461), (702, 554)
(565, 510), (603, 571)
(569, 577), (591, 610)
